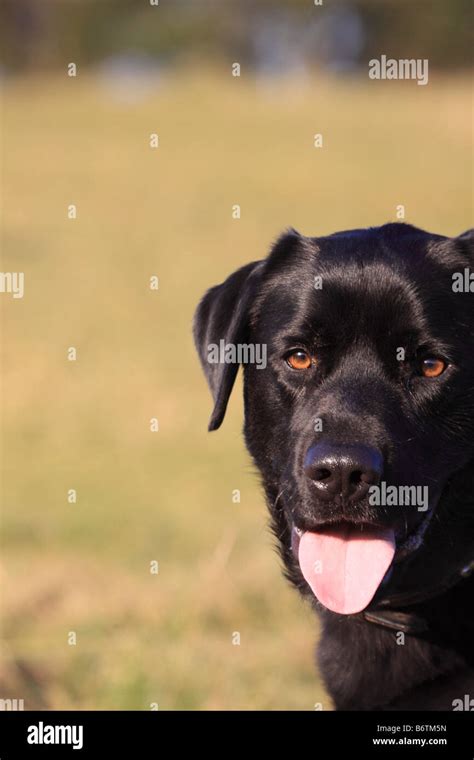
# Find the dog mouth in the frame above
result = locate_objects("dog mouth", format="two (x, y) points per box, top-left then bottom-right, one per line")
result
(291, 513), (432, 615)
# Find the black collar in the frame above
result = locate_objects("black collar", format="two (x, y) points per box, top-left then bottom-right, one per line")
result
(360, 557), (474, 635)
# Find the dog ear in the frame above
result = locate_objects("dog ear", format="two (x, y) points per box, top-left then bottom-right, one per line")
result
(453, 229), (474, 269)
(193, 260), (264, 430)
(457, 229), (474, 255)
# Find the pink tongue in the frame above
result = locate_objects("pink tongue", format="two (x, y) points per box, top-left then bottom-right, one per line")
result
(298, 524), (395, 614)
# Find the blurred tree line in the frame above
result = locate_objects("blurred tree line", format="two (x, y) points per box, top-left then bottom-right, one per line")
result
(0, 0), (472, 73)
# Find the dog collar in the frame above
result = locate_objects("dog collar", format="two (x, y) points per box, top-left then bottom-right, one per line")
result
(362, 609), (428, 634)
(360, 557), (474, 635)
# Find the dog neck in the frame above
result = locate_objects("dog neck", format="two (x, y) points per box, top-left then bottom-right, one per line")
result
(363, 463), (474, 634)
(362, 554), (474, 634)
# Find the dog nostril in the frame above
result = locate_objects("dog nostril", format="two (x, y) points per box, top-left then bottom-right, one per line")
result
(349, 470), (364, 485)
(314, 467), (332, 482)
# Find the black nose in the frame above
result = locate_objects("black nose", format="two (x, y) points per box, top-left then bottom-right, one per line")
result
(304, 442), (383, 503)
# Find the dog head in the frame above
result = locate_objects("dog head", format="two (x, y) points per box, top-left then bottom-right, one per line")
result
(194, 224), (474, 615)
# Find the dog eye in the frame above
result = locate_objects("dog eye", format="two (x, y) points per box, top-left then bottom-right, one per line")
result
(286, 350), (312, 370)
(420, 357), (447, 378)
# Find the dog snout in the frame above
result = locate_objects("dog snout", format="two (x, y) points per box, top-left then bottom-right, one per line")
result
(304, 442), (383, 503)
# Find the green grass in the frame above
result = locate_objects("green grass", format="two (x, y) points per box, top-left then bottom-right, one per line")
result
(1, 67), (472, 709)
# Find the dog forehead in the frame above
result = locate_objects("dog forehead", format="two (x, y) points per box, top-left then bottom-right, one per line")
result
(254, 252), (422, 332)
(251, 224), (468, 338)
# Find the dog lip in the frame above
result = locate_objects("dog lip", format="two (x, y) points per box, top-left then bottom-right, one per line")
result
(291, 518), (390, 559)
(291, 511), (433, 563)
(395, 509), (433, 561)
(292, 517), (387, 534)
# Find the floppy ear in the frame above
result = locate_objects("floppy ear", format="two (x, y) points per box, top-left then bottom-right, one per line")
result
(193, 260), (264, 430)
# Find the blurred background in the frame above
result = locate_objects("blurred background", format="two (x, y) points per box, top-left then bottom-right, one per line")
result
(0, 0), (472, 709)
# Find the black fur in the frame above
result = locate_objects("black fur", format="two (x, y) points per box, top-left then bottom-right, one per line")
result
(194, 223), (474, 710)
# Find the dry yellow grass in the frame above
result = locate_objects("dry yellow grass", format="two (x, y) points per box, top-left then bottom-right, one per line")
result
(1, 67), (472, 709)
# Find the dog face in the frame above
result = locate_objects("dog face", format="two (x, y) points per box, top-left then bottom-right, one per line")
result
(194, 224), (474, 615)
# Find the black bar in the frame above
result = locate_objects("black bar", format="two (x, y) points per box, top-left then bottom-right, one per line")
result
(0, 710), (472, 757)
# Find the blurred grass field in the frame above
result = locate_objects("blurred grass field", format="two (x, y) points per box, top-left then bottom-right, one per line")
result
(1, 67), (472, 710)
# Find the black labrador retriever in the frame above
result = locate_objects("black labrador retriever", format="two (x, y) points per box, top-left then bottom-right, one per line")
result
(194, 223), (474, 710)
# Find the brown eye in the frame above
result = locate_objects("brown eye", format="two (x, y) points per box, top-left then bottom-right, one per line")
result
(287, 350), (312, 370)
(421, 357), (447, 378)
